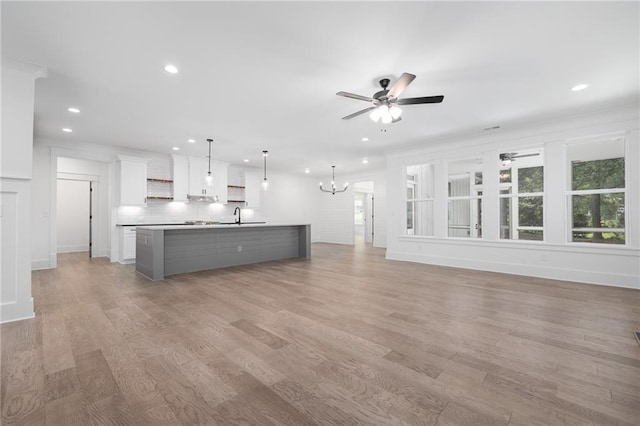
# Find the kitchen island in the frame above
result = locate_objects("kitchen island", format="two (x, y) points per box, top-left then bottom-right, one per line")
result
(135, 223), (311, 280)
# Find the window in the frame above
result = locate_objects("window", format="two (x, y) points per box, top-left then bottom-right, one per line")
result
(567, 139), (626, 244)
(447, 159), (483, 238)
(406, 163), (434, 236)
(499, 150), (544, 240)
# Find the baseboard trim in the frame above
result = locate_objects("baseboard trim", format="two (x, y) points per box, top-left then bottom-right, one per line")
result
(57, 245), (89, 253)
(385, 250), (640, 289)
(31, 259), (51, 270)
(0, 313), (35, 324)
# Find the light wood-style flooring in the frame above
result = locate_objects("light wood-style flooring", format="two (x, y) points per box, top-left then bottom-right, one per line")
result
(2, 243), (640, 425)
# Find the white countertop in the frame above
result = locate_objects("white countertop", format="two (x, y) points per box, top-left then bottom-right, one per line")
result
(136, 223), (310, 230)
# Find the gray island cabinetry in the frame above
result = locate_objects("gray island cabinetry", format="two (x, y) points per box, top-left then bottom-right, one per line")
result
(135, 224), (311, 280)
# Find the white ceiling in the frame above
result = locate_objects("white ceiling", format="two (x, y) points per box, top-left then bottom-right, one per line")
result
(3, 1), (638, 177)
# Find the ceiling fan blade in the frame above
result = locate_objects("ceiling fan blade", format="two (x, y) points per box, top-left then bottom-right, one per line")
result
(387, 73), (416, 99)
(396, 95), (444, 105)
(512, 153), (540, 159)
(336, 91), (374, 102)
(342, 106), (376, 120)
(391, 116), (402, 124)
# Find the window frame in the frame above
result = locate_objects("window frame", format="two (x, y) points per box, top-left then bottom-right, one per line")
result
(446, 168), (483, 239)
(498, 159), (545, 241)
(565, 144), (627, 245)
(405, 164), (435, 237)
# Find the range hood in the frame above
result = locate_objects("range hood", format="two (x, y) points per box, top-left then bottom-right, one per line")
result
(187, 194), (219, 203)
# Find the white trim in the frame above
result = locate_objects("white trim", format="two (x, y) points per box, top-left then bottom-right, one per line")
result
(31, 259), (50, 270)
(572, 227), (624, 233)
(57, 245), (89, 253)
(0, 313), (35, 324)
(568, 188), (625, 196)
(499, 192), (544, 198)
(386, 249), (639, 289)
(57, 171), (100, 182)
(396, 235), (639, 256)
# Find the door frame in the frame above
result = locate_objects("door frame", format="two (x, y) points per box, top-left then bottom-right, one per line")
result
(352, 180), (375, 245)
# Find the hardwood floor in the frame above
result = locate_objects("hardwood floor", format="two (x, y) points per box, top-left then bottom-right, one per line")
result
(2, 243), (639, 425)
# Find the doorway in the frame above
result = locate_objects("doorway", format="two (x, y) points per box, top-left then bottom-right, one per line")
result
(353, 181), (374, 245)
(56, 179), (94, 257)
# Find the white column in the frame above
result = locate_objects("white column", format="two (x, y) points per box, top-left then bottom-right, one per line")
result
(481, 150), (500, 240)
(544, 141), (566, 244)
(433, 159), (448, 238)
(1, 60), (47, 323)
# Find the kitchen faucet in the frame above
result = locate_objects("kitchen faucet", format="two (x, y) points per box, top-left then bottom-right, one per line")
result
(233, 207), (242, 225)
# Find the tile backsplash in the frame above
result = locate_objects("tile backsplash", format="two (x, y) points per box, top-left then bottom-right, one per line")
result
(116, 200), (263, 224)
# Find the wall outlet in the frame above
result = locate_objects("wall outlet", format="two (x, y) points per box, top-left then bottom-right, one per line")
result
(237, 245), (242, 252)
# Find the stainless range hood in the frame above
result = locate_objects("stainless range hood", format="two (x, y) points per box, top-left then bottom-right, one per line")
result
(187, 194), (219, 203)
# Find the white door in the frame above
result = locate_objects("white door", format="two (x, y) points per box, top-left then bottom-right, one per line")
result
(56, 179), (90, 254)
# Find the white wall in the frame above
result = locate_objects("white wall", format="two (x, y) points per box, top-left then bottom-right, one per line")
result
(316, 184), (355, 245)
(1, 65), (41, 179)
(1, 61), (46, 323)
(56, 179), (90, 253)
(314, 168), (387, 248)
(259, 170), (321, 240)
(386, 105), (640, 289)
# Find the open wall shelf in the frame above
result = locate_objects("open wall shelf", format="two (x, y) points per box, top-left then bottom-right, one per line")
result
(147, 177), (174, 200)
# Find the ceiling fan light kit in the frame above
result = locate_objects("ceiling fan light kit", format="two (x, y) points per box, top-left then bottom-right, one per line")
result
(319, 165), (348, 195)
(337, 72), (444, 125)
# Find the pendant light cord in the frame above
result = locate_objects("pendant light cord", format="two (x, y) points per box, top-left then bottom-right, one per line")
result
(207, 139), (212, 175)
(263, 150), (268, 180)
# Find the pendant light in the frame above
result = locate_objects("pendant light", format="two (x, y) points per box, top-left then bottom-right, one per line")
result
(205, 138), (213, 185)
(319, 166), (348, 195)
(262, 150), (269, 190)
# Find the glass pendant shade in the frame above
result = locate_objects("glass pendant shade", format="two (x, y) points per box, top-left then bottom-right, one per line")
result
(390, 105), (402, 119)
(369, 108), (381, 122)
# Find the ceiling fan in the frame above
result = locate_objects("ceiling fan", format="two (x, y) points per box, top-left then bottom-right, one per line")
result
(500, 152), (540, 165)
(336, 72), (444, 124)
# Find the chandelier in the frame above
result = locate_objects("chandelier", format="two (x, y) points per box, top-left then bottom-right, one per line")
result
(319, 166), (348, 195)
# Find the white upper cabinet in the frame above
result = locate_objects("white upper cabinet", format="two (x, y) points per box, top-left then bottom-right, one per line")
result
(244, 170), (261, 208)
(117, 155), (148, 206)
(212, 160), (229, 204)
(171, 154), (189, 202)
(187, 156), (228, 203)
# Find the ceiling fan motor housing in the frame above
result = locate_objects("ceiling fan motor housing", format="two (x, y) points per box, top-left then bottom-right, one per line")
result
(374, 78), (391, 100)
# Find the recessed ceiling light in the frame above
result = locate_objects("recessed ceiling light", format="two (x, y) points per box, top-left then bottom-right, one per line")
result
(304, 168), (310, 174)
(67, 107), (80, 113)
(172, 147), (180, 151)
(164, 64), (178, 74)
(362, 158), (369, 164)
(362, 137), (369, 142)
(243, 159), (250, 162)
(571, 84), (588, 91)
(187, 139), (195, 143)
(62, 128), (72, 133)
